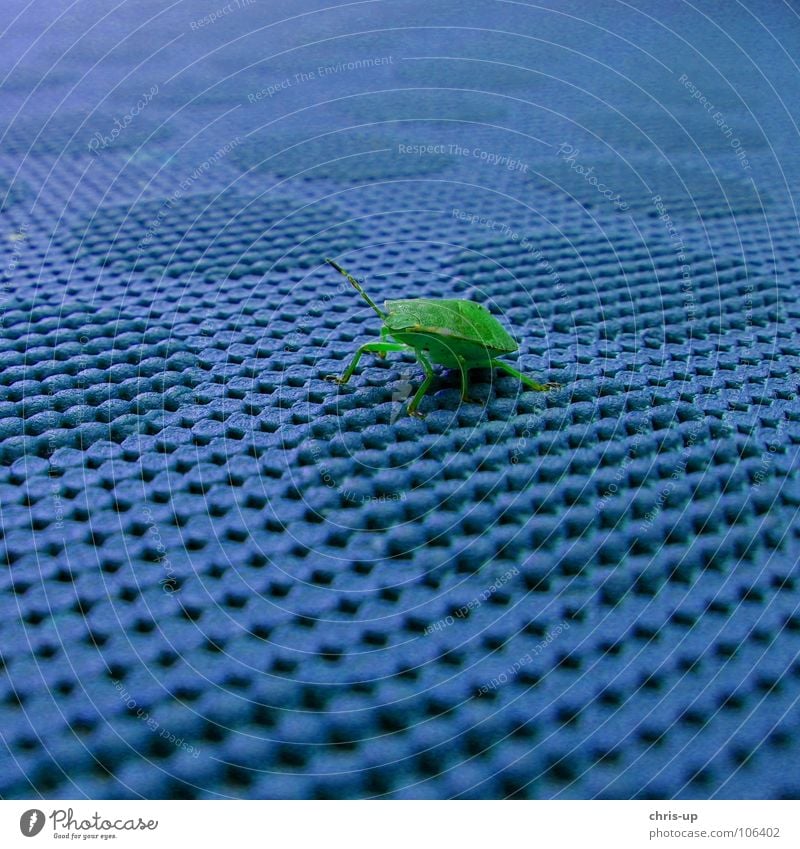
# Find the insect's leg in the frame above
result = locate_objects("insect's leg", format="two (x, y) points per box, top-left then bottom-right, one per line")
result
(407, 351), (436, 418)
(325, 342), (407, 384)
(376, 327), (389, 358)
(458, 363), (468, 400)
(491, 359), (559, 392)
(456, 359), (481, 404)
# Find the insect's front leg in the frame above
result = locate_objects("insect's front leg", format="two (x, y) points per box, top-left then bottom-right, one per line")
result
(407, 351), (436, 418)
(325, 342), (408, 384)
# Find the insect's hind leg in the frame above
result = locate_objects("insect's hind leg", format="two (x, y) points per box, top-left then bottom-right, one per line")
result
(456, 362), (469, 401)
(325, 342), (408, 384)
(457, 363), (479, 404)
(407, 351), (436, 418)
(491, 359), (559, 392)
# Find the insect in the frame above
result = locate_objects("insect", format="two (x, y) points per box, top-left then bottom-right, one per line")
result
(323, 259), (558, 417)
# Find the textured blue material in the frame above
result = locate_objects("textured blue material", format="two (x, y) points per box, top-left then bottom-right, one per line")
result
(1, 0), (799, 799)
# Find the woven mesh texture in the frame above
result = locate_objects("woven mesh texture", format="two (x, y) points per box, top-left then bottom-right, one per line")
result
(1, 0), (799, 799)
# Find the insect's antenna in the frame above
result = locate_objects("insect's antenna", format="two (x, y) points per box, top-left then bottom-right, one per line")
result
(325, 258), (387, 318)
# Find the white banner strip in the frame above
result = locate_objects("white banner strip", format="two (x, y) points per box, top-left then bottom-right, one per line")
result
(1, 800), (798, 848)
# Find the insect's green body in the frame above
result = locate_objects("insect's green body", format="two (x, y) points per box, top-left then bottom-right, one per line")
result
(382, 299), (517, 367)
(324, 259), (556, 417)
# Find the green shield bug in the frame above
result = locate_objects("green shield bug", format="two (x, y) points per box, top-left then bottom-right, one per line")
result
(323, 259), (558, 418)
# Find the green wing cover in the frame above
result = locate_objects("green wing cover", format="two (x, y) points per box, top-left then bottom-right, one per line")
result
(384, 299), (517, 353)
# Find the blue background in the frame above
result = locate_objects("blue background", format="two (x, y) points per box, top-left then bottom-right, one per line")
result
(0, 0), (799, 799)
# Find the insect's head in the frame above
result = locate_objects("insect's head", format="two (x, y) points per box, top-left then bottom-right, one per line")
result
(325, 258), (387, 319)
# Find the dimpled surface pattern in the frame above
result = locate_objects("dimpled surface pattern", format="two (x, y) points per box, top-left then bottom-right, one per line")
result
(1, 0), (799, 800)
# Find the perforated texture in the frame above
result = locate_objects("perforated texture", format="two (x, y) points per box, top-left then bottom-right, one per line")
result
(1, 0), (799, 800)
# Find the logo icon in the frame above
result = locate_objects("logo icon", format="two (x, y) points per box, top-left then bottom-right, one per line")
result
(20, 810), (45, 837)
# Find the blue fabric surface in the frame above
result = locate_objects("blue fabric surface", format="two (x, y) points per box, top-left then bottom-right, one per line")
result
(0, 0), (799, 799)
